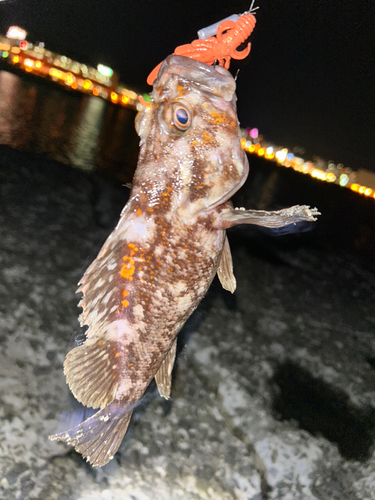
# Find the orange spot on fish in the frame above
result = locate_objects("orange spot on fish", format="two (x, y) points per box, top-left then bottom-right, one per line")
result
(128, 243), (138, 252)
(137, 208), (142, 216)
(122, 290), (129, 297)
(97, 340), (104, 346)
(202, 131), (214, 143)
(210, 112), (227, 125)
(120, 256), (135, 280)
(121, 299), (129, 308)
(115, 352), (120, 358)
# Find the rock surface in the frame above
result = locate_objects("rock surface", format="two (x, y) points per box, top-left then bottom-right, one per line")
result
(0, 147), (374, 499)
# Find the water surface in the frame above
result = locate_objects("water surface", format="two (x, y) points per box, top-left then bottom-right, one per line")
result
(0, 69), (139, 181)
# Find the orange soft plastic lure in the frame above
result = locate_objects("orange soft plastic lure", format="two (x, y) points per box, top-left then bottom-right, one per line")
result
(147, 3), (258, 86)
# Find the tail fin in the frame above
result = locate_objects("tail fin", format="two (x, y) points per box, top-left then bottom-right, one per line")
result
(49, 402), (132, 466)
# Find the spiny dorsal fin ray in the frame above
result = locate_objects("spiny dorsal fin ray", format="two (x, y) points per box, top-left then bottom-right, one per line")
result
(216, 234), (236, 293)
(154, 338), (177, 399)
(49, 402), (132, 467)
(64, 338), (123, 409)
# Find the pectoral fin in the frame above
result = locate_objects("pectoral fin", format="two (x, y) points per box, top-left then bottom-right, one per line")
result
(217, 234), (236, 293)
(154, 339), (177, 399)
(215, 205), (320, 229)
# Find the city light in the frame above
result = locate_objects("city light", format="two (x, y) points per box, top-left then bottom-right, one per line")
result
(1, 26), (139, 110)
(340, 174), (349, 186)
(97, 64), (113, 78)
(326, 173), (336, 182)
(24, 58), (34, 72)
(241, 129), (375, 201)
(66, 73), (74, 86)
(265, 146), (274, 159)
(49, 68), (66, 80)
(83, 79), (92, 90)
(6, 26), (27, 40)
(120, 89), (138, 101)
(275, 148), (288, 163)
(303, 162), (313, 174)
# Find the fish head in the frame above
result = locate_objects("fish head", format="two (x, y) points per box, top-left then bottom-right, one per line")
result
(134, 55), (249, 219)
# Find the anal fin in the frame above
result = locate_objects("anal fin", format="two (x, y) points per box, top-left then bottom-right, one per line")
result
(49, 402), (132, 467)
(154, 339), (177, 399)
(217, 234), (236, 293)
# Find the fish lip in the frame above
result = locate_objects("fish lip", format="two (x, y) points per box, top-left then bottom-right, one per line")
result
(156, 55), (236, 102)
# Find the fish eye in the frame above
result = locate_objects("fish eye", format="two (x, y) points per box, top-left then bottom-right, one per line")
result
(161, 101), (192, 136)
(173, 105), (191, 130)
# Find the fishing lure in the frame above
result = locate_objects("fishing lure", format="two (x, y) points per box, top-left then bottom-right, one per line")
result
(147, 2), (259, 85)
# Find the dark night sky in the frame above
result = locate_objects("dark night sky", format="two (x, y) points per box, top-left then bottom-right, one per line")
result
(1, 0), (374, 171)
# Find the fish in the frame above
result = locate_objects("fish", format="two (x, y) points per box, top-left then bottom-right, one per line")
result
(49, 55), (319, 466)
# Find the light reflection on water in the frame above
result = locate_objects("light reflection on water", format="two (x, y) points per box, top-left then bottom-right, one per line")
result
(0, 69), (139, 181)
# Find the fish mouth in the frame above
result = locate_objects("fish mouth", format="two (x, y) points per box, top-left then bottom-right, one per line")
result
(156, 55), (237, 103)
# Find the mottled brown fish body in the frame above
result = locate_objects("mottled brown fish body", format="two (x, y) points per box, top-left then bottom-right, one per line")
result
(50, 56), (248, 466)
(49, 56), (320, 466)
(74, 200), (226, 406)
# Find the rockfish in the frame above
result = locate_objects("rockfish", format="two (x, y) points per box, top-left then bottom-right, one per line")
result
(50, 55), (319, 466)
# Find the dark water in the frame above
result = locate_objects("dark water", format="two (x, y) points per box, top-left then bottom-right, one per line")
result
(0, 69), (139, 182)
